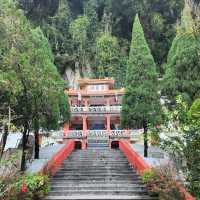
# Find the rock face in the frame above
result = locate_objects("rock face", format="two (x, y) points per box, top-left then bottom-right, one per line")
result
(63, 66), (81, 90)
(44, 147), (158, 200)
(62, 61), (92, 89)
(187, 0), (200, 18)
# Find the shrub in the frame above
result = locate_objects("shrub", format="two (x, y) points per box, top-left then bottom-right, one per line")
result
(6, 173), (50, 200)
(142, 164), (184, 200)
(150, 128), (161, 145)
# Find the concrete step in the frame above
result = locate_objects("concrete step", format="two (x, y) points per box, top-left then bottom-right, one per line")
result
(53, 173), (141, 177)
(61, 163), (131, 166)
(44, 195), (158, 200)
(48, 190), (148, 196)
(66, 156), (126, 159)
(52, 177), (142, 182)
(50, 180), (144, 185)
(50, 184), (147, 190)
(56, 170), (136, 174)
(57, 167), (135, 171)
(63, 159), (129, 162)
(54, 172), (138, 176)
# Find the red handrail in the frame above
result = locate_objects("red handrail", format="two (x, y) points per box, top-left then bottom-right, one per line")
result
(119, 140), (150, 174)
(41, 140), (75, 176)
(119, 140), (195, 200)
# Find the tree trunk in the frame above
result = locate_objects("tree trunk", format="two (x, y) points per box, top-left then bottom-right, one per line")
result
(0, 124), (8, 160)
(34, 118), (40, 159)
(143, 118), (148, 157)
(21, 121), (29, 171)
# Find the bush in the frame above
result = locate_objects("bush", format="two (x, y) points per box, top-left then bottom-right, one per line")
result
(150, 128), (161, 145)
(3, 173), (50, 200)
(142, 164), (184, 200)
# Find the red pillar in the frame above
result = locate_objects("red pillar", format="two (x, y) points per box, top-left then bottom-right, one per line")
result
(106, 114), (111, 132)
(82, 115), (88, 132)
(84, 99), (89, 111)
(63, 122), (70, 136)
(82, 115), (88, 149)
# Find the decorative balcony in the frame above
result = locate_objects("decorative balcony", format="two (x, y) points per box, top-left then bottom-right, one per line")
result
(63, 129), (142, 141)
(70, 106), (122, 114)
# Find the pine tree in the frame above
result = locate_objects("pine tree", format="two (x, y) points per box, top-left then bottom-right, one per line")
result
(121, 14), (160, 157)
(163, 2), (200, 102)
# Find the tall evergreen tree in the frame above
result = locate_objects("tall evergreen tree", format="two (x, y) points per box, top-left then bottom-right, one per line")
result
(121, 14), (160, 157)
(0, 0), (70, 167)
(163, 2), (200, 103)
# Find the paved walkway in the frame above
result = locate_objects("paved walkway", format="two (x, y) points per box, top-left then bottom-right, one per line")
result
(131, 143), (170, 167)
(26, 143), (64, 173)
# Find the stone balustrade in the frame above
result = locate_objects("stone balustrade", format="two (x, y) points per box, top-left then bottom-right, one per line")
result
(64, 129), (142, 140)
(64, 130), (86, 139)
(71, 106), (122, 113)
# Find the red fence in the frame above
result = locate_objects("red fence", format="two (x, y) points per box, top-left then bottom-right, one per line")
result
(41, 140), (75, 176)
(119, 140), (195, 200)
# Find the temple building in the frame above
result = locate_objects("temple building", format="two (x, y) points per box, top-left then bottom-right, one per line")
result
(64, 78), (131, 149)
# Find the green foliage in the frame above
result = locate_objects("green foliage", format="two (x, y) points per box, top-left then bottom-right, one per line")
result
(163, 3), (200, 102)
(142, 170), (155, 183)
(17, 0), (184, 83)
(69, 15), (89, 50)
(0, 0), (69, 128)
(0, 0), (70, 164)
(121, 14), (160, 128)
(162, 95), (200, 198)
(0, 151), (21, 168)
(16, 174), (49, 194)
(96, 32), (120, 78)
(69, 15), (90, 71)
(188, 98), (200, 125)
(184, 127), (200, 198)
(3, 173), (50, 200)
(149, 128), (161, 146)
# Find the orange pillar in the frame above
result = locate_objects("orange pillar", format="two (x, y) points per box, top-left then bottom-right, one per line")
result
(63, 121), (70, 136)
(82, 115), (88, 149)
(106, 114), (111, 132)
(83, 115), (88, 132)
(84, 99), (89, 111)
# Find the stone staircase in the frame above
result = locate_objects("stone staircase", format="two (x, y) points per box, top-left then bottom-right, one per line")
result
(87, 138), (108, 148)
(45, 147), (157, 200)
(87, 131), (109, 148)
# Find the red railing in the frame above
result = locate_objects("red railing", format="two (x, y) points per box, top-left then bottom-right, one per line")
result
(41, 140), (75, 176)
(119, 140), (150, 174)
(119, 140), (195, 200)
